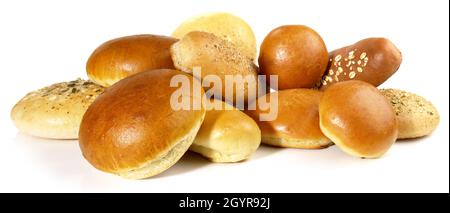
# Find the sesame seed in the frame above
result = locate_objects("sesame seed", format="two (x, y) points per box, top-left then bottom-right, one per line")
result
(349, 72), (356, 79)
(335, 55), (342, 61)
(360, 52), (367, 59)
(329, 69), (334, 75)
(357, 67), (363, 72)
(349, 50), (355, 56)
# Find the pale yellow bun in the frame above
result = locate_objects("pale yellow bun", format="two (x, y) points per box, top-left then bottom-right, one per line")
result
(190, 99), (261, 162)
(172, 12), (257, 60)
(79, 69), (206, 179)
(11, 79), (104, 139)
(171, 31), (260, 105)
(380, 89), (440, 139)
(245, 89), (332, 149)
(86, 34), (177, 87)
(319, 81), (398, 158)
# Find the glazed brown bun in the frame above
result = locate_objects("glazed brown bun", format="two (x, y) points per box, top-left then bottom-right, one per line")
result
(259, 25), (328, 89)
(381, 89), (440, 139)
(171, 31), (259, 104)
(190, 99), (261, 162)
(11, 79), (104, 139)
(79, 69), (206, 179)
(246, 89), (332, 149)
(320, 38), (402, 89)
(86, 34), (177, 87)
(319, 80), (398, 158)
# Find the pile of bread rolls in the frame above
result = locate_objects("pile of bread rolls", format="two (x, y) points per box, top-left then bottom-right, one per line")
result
(11, 12), (440, 179)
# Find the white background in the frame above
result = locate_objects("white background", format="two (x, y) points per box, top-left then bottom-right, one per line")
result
(0, 0), (448, 192)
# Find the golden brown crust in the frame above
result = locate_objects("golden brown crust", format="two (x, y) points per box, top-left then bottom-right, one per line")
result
(191, 99), (261, 162)
(319, 81), (398, 158)
(11, 79), (104, 139)
(171, 31), (259, 104)
(86, 34), (177, 87)
(319, 38), (402, 89)
(380, 89), (440, 139)
(172, 12), (257, 60)
(79, 69), (205, 178)
(245, 89), (332, 149)
(259, 25), (328, 89)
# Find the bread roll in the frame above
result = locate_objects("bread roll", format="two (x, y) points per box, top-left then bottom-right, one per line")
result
(86, 34), (177, 87)
(172, 12), (257, 60)
(190, 99), (261, 162)
(381, 89), (440, 139)
(319, 38), (402, 89)
(171, 31), (260, 105)
(259, 25), (328, 89)
(79, 69), (206, 179)
(319, 81), (398, 158)
(246, 89), (332, 149)
(11, 79), (104, 139)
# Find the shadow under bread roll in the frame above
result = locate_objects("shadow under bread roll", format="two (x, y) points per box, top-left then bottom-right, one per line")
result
(79, 69), (206, 179)
(190, 99), (261, 163)
(245, 89), (332, 149)
(86, 34), (177, 87)
(11, 79), (104, 139)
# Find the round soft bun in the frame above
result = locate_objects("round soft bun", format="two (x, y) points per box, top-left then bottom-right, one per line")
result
(190, 99), (261, 162)
(246, 89), (332, 149)
(11, 79), (104, 139)
(380, 89), (440, 139)
(86, 34), (177, 87)
(319, 80), (398, 158)
(259, 25), (328, 89)
(79, 69), (206, 179)
(171, 31), (259, 104)
(172, 12), (257, 60)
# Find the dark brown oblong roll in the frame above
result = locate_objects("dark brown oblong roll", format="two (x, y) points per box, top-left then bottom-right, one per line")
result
(86, 34), (178, 87)
(319, 38), (402, 89)
(79, 69), (206, 179)
(319, 80), (398, 158)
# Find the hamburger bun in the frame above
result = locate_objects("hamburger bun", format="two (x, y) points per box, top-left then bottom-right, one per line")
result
(172, 12), (257, 60)
(259, 25), (328, 89)
(79, 69), (206, 179)
(246, 89), (332, 149)
(171, 31), (260, 105)
(86, 34), (177, 87)
(319, 80), (398, 158)
(11, 79), (104, 139)
(381, 89), (440, 139)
